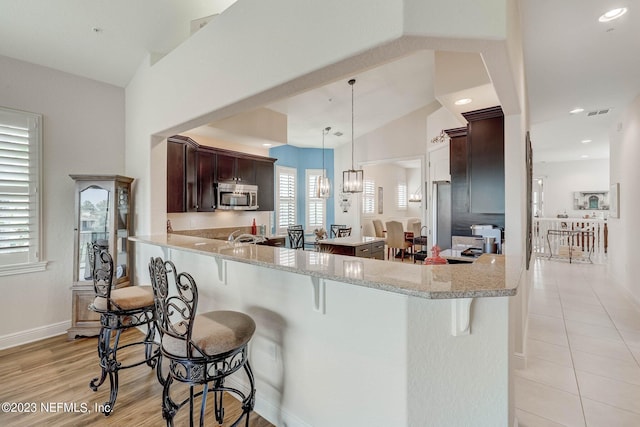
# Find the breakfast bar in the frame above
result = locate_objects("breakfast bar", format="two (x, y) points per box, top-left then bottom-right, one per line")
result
(131, 234), (520, 426)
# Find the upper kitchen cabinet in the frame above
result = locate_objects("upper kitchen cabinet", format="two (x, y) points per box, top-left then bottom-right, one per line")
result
(254, 159), (275, 211)
(167, 135), (277, 212)
(197, 148), (216, 212)
(216, 154), (256, 184)
(167, 135), (197, 213)
(463, 107), (505, 214)
(446, 106), (505, 237)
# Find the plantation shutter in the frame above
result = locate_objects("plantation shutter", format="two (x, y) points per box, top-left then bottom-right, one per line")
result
(276, 167), (296, 232)
(0, 107), (41, 267)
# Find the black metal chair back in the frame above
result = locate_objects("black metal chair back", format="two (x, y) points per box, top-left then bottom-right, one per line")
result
(330, 224), (346, 238)
(337, 227), (352, 237)
(91, 243), (115, 309)
(288, 228), (305, 249)
(148, 257), (202, 357)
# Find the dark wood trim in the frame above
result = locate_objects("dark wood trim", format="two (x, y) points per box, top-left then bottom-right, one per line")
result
(461, 105), (504, 122)
(444, 127), (468, 138)
(168, 134), (277, 162)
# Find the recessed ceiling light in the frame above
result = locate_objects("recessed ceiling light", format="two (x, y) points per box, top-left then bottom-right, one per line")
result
(570, 108), (584, 114)
(581, 139), (592, 144)
(599, 7), (628, 22)
(581, 154), (589, 159)
(262, 143), (272, 147)
(455, 98), (472, 106)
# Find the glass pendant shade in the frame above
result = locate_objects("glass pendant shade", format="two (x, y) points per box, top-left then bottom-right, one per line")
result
(343, 169), (363, 193)
(342, 78), (364, 193)
(317, 126), (331, 198)
(316, 175), (331, 198)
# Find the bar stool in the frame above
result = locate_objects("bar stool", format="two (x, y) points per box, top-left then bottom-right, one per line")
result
(148, 257), (256, 426)
(88, 244), (161, 415)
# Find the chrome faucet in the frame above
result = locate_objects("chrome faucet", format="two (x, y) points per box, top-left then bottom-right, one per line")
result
(228, 229), (242, 242)
(231, 233), (266, 244)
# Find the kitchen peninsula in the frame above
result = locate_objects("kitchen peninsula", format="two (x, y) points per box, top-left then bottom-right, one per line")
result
(131, 234), (519, 426)
(317, 235), (386, 260)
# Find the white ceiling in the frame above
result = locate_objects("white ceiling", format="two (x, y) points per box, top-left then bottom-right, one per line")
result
(2, 0), (639, 162)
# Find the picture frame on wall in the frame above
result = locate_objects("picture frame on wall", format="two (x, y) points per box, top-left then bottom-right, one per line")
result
(610, 182), (620, 218)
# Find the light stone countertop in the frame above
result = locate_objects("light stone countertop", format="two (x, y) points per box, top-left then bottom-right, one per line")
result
(131, 234), (520, 299)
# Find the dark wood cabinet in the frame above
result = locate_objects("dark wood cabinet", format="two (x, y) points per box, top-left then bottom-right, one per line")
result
(446, 106), (505, 237)
(167, 137), (197, 213)
(216, 154), (256, 184)
(167, 135), (276, 212)
(254, 159), (275, 211)
(197, 149), (216, 211)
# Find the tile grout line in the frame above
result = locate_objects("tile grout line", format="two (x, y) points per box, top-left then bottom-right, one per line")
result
(554, 264), (588, 426)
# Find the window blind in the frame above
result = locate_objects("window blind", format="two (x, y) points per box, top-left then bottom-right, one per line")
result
(276, 166), (296, 232)
(306, 170), (325, 229)
(362, 179), (375, 214)
(397, 183), (407, 210)
(0, 107), (41, 268)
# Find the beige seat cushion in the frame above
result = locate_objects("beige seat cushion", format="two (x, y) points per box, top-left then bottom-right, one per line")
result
(163, 310), (256, 358)
(92, 286), (155, 311)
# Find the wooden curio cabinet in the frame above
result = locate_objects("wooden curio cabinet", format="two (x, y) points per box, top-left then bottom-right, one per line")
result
(67, 175), (134, 339)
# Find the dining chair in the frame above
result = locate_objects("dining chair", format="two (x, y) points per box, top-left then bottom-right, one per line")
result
(330, 224), (346, 238)
(385, 220), (412, 261)
(372, 219), (385, 238)
(337, 227), (352, 237)
(287, 228), (305, 249)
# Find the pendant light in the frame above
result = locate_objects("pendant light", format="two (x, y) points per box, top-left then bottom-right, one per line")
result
(342, 78), (364, 193)
(316, 126), (331, 198)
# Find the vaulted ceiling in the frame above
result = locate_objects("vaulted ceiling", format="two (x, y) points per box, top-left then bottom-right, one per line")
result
(1, 0), (638, 161)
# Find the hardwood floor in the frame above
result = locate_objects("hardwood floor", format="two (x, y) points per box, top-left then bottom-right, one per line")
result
(0, 329), (273, 426)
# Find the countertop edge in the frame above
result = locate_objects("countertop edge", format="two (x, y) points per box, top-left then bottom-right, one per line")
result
(131, 235), (520, 300)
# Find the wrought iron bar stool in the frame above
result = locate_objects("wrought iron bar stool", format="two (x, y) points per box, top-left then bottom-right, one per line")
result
(148, 257), (256, 426)
(88, 243), (162, 415)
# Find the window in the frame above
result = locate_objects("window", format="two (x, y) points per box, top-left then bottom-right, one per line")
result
(276, 166), (296, 233)
(0, 107), (45, 275)
(306, 169), (325, 231)
(362, 179), (375, 215)
(397, 182), (407, 211)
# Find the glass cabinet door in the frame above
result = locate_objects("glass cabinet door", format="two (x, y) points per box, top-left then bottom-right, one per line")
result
(115, 182), (130, 283)
(77, 185), (110, 282)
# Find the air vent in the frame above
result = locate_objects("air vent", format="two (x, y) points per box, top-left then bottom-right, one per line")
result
(587, 109), (610, 116)
(333, 131), (343, 137)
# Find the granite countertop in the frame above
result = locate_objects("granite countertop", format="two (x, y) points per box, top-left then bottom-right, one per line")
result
(131, 234), (519, 299)
(318, 236), (386, 247)
(440, 249), (478, 263)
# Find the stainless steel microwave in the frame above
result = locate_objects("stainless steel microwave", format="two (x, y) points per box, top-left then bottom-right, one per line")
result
(216, 183), (259, 210)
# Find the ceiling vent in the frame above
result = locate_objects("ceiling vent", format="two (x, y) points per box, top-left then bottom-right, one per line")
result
(587, 109), (610, 116)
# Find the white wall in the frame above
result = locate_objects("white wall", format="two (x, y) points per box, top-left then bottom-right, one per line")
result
(138, 241), (511, 427)
(0, 55), (124, 345)
(121, 1), (520, 424)
(334, 106), (431, 234)
(609, 93), (640, 305)
(533, 159), (610, 218)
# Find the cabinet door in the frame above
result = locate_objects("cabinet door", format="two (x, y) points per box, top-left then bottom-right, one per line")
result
(216, 154), (236, 182)
(167, 141), (185, 212)
(236, 158), (255, 184)
(255, 159), (275, 211)
(185, 143), (198, 211)
(197, 150), (216, 211)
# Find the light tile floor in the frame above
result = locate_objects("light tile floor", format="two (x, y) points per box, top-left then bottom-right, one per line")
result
(515, 257), (640, 426)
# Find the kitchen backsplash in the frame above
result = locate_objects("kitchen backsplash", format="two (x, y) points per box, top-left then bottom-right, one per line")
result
(167, 210), (272, 232)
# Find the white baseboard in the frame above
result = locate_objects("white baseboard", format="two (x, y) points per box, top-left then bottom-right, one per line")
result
(512, 351), (527, 370)
(0, 320), (70, 350)
(226, 375), (311, 427)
